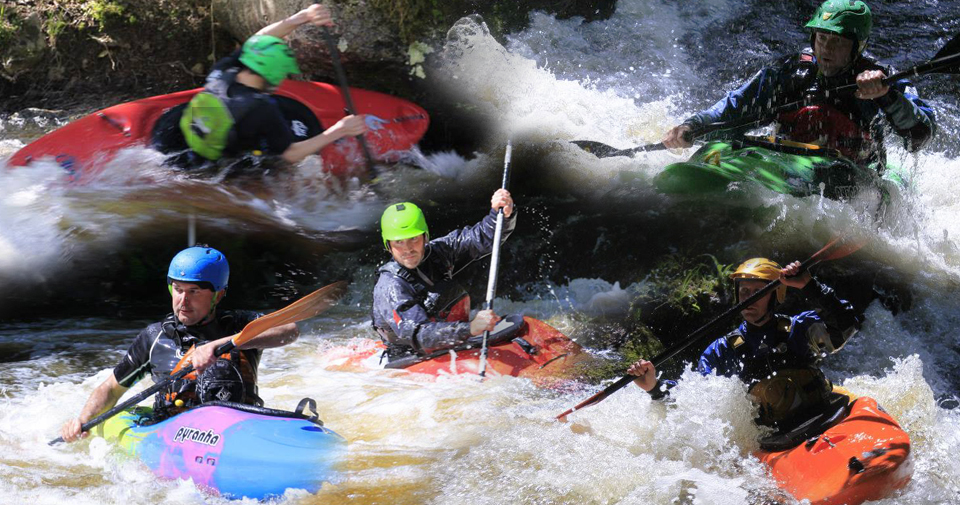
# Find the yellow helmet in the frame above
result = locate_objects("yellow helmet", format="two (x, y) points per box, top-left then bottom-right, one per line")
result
(730, 258), (787, 303)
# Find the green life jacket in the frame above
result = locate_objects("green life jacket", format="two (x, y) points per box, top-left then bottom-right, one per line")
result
(179, 68), (258, 161)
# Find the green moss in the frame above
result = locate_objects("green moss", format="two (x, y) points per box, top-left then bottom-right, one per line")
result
(0, 5), (20, 48)
(367, 0), (445, 44)
(580, 325), (665, 383)
(45, 14), (68, 45)
(83, 0), (135, 31)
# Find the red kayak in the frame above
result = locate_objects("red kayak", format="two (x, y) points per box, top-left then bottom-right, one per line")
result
(9, 81), (429, 181)
(321, 315), (592, 384)
(756, 395), (913, 505)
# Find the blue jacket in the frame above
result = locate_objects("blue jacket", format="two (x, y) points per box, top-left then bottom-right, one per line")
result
(372, 209), (517, 359)
(648, 278), (862, 424)
(698, 278), (861, 381)
(684, 50), (936, 167)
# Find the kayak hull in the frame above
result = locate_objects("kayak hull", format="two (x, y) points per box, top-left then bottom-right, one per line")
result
(655, 140), (904, 198)
(403, 317), (588, 380)
(324, 316), (590, 382)
(755, 396), (912, 505)
(10, 81), (429, 180)
(93, 402), (346, 499)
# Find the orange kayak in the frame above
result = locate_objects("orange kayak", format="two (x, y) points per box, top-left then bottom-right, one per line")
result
(756, 396), (913, 505)
(321, 316), (591, 383)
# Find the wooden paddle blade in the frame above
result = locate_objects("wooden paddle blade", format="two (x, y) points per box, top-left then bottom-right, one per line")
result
(570, 140), (627, 158)
(819, 235), (870, 262)
(233, 281), (349, 347)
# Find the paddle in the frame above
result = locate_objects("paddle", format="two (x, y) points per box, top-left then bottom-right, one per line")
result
(478, 140), (513, 377)
(573, 31), (960, 159)
(555, 236), (867, 422)
(319, 25), (378, 180)
(49, 281), (348, 446)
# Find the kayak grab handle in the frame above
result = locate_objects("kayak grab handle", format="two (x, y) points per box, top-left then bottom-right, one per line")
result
(97, 112), (131, 137)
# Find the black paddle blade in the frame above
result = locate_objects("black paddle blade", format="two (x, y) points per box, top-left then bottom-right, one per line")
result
(933, 32), (960, 62)
(570, 140), (627, 158)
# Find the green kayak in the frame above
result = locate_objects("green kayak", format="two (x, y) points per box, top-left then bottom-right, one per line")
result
(654, 138), (907, 199)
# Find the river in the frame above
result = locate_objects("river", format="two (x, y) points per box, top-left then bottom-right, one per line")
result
(2, 0), (959, 503)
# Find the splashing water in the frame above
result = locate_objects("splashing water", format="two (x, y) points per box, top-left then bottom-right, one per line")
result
(3, 0), (960, 503)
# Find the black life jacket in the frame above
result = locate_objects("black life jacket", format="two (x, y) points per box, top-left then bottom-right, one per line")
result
(153, 313), (262, 419)
(774, 51), (883, 164)
(374, 260), (471, 359)
(725, 315), (833, 428)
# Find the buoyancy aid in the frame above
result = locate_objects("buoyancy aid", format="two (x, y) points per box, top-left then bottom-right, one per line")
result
(725, 316), (834, 428)
(375, 261), (471, 358)
(180, 67), (261, 161)
(775, 52), (875, 161)
(153, 318), (261, 419)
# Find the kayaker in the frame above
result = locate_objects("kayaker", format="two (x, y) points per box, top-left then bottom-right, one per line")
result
(59, 246), (299, 443)
(662, 0), (936, 168)
(629, 258), (863, 435)
(372, 190), (516, 362)
(156, 4), (368, 167)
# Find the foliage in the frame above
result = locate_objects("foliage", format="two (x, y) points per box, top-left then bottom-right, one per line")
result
(0, 4), (19, 48)
(367, 0), (445, 44)
(647, 254), (735, 315)
(82, 0), (136, 31)
(45, 13), (68, 45)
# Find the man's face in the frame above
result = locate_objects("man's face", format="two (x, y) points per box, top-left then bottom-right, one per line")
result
(813, 31), (855, 77)
(170, 281), (217, 326)
(738, 279), (774, 326)
(389, 234), (426, 269)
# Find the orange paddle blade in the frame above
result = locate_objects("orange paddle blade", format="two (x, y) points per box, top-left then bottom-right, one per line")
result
(232, 281), (349, 348)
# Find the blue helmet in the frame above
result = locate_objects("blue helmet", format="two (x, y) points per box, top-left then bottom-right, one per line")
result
(167, 246), (229, 292)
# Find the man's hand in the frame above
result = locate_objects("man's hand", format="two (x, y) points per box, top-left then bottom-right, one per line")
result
(297, 4), (335, 28)
(470, 309), (500, 336)
(491, 189), (514, 217)
(779, 260), (812, 290)
(59, 418), (89, 443)
(328, 115), (368, 139)
(662, 124), (694, 149)
(855, 69), (889, 100)
(628, 359), (658, 391)
(190, 342), (223, 372)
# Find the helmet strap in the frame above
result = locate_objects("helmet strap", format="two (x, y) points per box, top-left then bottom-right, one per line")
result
(209, 290), (225, 313)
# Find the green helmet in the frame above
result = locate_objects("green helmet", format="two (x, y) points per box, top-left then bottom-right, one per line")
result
(238, 35), (301, 86)
(381, 202), (429, 251)
(805, 0), (872, 53)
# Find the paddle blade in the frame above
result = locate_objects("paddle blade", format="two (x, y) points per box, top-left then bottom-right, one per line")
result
(933, 32), (960, 62)
(570, 140), (626, 158)
(817, 235), (870, 263)
(233, 281), (349, 347)
(555, 375), (634, 421)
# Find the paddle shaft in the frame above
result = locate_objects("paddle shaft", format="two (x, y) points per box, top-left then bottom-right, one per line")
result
(478, 141), (513, 377)
(689, 49), (960, 145)
(556, 238), (850, 420)
(48, 339), (234, 446)
(590, 37), (960, 158)
(49, 281), (347, 445)
(320, 25), (376, 178)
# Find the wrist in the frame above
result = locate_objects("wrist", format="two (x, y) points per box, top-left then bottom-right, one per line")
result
(801, 277), (821, 297)
(874, 89), (898, 108)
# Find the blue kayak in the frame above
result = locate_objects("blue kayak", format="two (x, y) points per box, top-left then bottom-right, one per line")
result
(92, 399), (345, 499)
